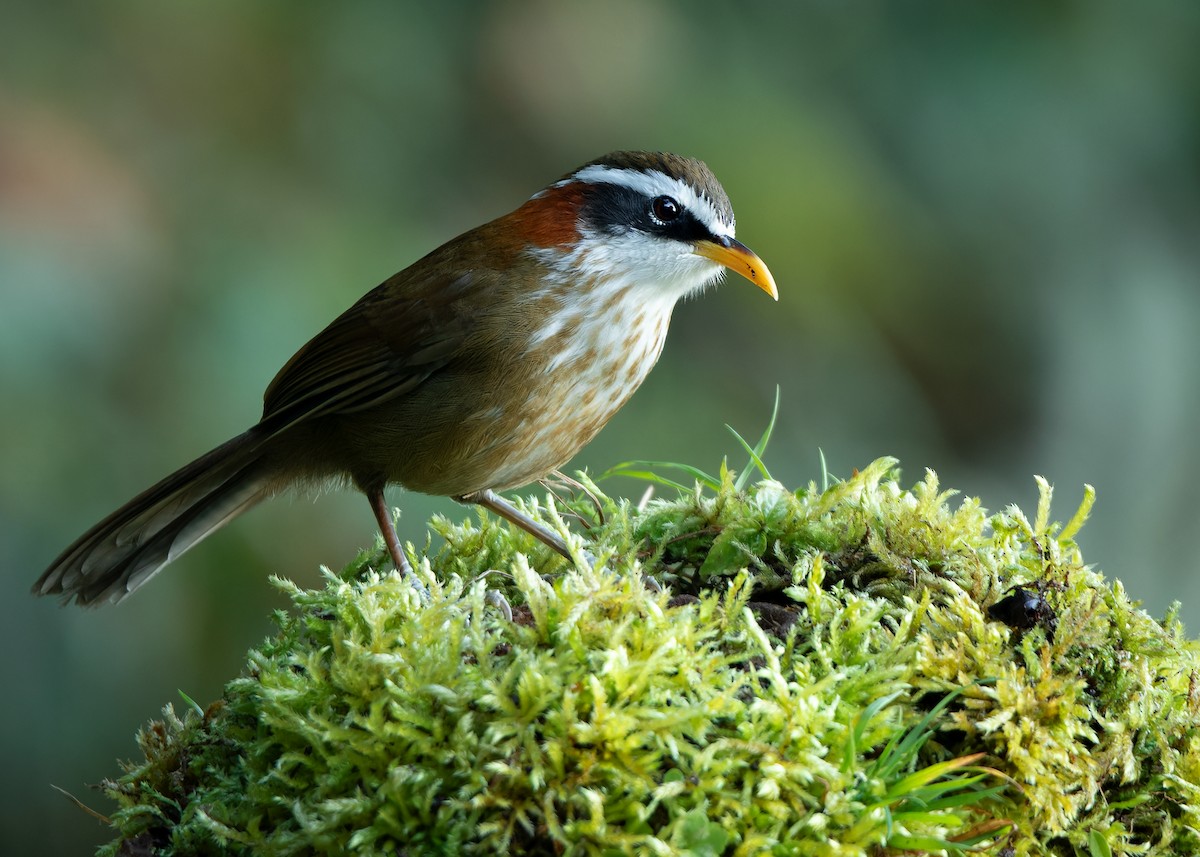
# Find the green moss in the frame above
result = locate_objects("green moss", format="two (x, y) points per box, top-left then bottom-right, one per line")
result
(98, 459), (1200, 855)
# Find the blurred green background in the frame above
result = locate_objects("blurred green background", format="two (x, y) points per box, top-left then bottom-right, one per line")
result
(3, 2), (1199, 852)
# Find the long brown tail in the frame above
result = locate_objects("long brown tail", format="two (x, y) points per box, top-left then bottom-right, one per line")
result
(34, 430), (273, 607)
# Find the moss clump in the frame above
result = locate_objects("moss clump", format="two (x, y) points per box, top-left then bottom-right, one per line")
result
(98, 458), (1200, 855)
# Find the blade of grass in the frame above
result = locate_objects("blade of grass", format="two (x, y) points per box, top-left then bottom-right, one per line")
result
(727, 426), (771, 490)
(872, 686), (968, 780)
(886, 753), (987, 799)
(915, 782), (1010, 812)
(598, 460), (719, 492)
(1088, 829), (1114, 857)
(178, 689), (204, 717)
(727, 385), (780, 491)
(847, 690), (903, 770)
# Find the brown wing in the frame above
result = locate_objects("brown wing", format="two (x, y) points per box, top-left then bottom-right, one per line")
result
(260, 265), (478, 431)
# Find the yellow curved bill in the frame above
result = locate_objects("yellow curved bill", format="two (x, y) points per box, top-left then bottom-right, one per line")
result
(694, 237), (778, 301)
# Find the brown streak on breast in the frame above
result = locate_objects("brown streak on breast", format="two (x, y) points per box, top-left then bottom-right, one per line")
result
(602, 287), (629, 316)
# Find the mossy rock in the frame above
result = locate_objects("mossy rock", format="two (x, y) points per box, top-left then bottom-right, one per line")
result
(98, 458), (1200, 855)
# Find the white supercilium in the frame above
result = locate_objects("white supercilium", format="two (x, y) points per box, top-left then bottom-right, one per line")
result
(566, 165), (735, 239)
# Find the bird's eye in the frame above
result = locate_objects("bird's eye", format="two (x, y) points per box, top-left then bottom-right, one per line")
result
(650, 195), (681, 224)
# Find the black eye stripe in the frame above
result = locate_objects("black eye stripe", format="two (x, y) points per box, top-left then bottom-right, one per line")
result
(582, 184), (715, 244)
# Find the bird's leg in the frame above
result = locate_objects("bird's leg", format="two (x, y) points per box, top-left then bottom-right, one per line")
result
(458, 489), (571, 560)
(367, 488), (414, 576)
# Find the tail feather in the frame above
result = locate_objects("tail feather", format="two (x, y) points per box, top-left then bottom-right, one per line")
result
(35, 431), (273, 606)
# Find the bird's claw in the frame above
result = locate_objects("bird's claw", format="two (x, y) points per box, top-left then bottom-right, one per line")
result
(485, 589), (513, 622)
(572, 547), (597, 569)
(403, 569), (431, 604)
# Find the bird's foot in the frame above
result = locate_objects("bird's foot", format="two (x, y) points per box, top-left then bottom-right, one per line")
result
(458, 488), (574, 560)
(485, 589), (513, 623)
(541, 470), (606, 528)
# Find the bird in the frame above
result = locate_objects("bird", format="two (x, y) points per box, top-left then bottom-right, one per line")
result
(34, 151), (777, 607)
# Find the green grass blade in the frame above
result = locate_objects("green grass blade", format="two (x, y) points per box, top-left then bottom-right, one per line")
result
(848, 690), (903, 770)
(1089, 830), (1114, 857)
(178, 689), (204, 717)
(727, 425), (772, 491)
(727, 386), (780, 491)
(886, 753), (986, 798)
(915, 782), (1009, 811)
(598, 460), (719, 492)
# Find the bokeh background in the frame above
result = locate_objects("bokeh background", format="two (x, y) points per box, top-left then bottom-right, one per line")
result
(3, 2), (1199, 852)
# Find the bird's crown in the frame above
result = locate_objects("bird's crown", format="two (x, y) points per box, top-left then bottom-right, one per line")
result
(563, 151), (734, 231)
(531, 150), (736, 252)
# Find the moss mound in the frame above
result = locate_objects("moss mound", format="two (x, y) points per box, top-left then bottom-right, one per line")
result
(98, 459), (1200, 855)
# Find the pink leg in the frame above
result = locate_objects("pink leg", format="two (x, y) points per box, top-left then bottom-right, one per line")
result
(368, 488), (413, 576)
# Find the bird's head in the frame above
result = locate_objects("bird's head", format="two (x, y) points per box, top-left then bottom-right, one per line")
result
(509, 151), (777, 305)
